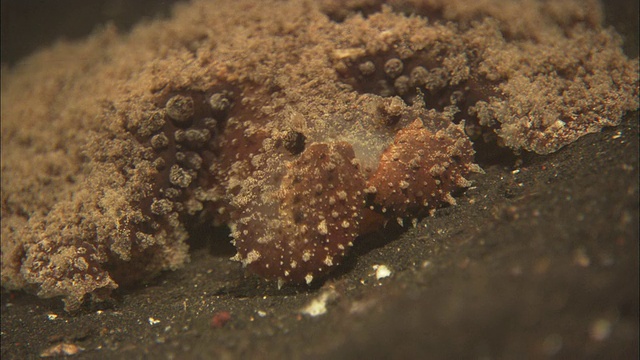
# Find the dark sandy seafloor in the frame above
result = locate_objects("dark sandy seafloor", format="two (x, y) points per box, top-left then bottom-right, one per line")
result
(1, 1), (639, 359)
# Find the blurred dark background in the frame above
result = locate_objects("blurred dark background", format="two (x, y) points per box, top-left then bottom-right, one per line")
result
(1, 0), (638, 67)
(1, 0), (185, 66)
(603, 0), (639, 56)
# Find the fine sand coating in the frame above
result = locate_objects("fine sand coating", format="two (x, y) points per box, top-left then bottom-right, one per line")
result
(1, 0), (637, 311)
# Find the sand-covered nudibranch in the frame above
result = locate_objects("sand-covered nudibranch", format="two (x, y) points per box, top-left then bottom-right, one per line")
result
(1, 0), (637, 310)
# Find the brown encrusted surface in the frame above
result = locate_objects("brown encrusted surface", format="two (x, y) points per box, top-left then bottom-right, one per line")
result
(1, 0), (638, 311)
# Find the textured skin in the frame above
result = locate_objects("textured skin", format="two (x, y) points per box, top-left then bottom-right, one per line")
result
(232, 142), (368, 284)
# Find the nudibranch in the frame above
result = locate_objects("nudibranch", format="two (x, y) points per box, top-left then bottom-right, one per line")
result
(131, 80), (478, 286)
(1, 0), (636, 310)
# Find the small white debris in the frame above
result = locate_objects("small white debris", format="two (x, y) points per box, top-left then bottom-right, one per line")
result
(47, 313), (58, 320)
(300, 289), (338, 317)
(333, 48), (366, 60)
(305, 274), (314, 284)
(40, 343), (83, 357)
(302, 251), (312, 262)
(444, 193), (457, 205)
(256, 310), (267, 317)
(373, 264), (392, 280)
(589, 318), (612, 341)
(349, 298), (378, 315)
(573, 247), (591, 267)
(148, 317), (161, 325)
(317, 220), (328, 235)
(242, 250), (261, 266)
(323, 255), (334, 266)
